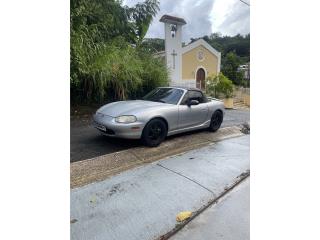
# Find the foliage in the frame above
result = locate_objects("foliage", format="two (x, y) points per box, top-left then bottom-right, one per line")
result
(72, 37), (168, 103)
(206, 73), (234, 98)
(70, 0), (167, 104)
(191, 33), (250, 63)
(205, 73), (219, 98)
(221, 52), (244, 86)
(136, 48), (169, 96)
(140, 38), (165, 53)
(90, 38), (144, 101)
(127, 0), (160, 45)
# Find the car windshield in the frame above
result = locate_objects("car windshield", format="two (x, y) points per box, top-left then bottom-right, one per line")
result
(142, 88), (184, 105)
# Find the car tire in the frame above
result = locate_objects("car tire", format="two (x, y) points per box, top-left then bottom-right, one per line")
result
(209, 110), (223, 132)
(141, 118), (167, 147)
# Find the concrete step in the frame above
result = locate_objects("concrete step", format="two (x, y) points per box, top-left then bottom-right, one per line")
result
(233, 102), (249, 109)
(234, 102), (246, 106)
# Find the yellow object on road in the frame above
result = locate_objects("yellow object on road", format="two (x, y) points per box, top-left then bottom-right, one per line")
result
(176, 211), (192, 222)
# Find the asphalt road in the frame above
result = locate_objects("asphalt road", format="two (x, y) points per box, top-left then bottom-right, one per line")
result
(70, 109), (249, 162)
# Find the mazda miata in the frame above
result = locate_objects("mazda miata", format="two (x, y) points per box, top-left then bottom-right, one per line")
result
(93, 87), (225, 146)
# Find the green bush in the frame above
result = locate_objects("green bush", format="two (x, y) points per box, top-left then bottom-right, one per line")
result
(70, 0), (166, 104)
(205, 73), (219, 98)
(206, 73), (234, 98)
(136, 49), (169, 98)
(221, 51), (244, 86)
(71, 37), (169, 103)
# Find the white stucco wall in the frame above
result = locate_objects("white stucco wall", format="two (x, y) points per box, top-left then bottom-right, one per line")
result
(164, 22), (183, 84)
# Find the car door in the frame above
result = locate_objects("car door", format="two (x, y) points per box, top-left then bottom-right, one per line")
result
(178, 90), (209, 129)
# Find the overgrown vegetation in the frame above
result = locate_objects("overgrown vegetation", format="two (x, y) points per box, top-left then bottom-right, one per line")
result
(206, 73), (234, 99)
(71, 0), (168, 104)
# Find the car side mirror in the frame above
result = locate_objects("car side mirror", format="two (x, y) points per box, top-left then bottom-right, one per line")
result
(188, 99), (199, 106)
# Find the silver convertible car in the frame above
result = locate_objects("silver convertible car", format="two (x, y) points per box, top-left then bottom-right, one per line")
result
(93, 87), (225, 146)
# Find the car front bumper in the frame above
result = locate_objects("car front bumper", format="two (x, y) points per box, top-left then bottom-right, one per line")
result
(92, 113), (145, 139)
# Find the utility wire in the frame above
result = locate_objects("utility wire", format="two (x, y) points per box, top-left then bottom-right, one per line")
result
(239, 0), (250, 6)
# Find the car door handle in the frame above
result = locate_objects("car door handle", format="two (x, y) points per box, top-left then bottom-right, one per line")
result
(201, 108), (206, 111)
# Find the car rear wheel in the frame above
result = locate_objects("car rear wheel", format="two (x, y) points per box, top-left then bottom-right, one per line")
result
(141, 119), (167, 147)
(209, 110), (223, 132)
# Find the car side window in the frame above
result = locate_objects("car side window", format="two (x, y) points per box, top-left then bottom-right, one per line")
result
(188, 90), (205, 103)
(180, 92), (189, 105)
(180, 90), (206, 105)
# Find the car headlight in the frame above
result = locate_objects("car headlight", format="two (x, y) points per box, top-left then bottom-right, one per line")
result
(115, 115), (137, 123)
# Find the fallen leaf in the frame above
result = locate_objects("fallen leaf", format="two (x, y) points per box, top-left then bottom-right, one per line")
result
(176, 211), (192, 222)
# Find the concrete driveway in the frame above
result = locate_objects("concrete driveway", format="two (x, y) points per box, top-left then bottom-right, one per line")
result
(70, 109), (249, 162)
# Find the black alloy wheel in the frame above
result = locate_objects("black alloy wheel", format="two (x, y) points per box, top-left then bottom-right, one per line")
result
(209, 110), (223, 132)
(142, 119), (167, 147)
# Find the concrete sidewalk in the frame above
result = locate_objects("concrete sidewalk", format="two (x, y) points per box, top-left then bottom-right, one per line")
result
(70, 135), (250, 240)
(171, 177), (250, 240)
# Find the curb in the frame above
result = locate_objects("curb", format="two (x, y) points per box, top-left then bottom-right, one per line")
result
(71, 126), (245, 189)
(157, 170), (250, 240)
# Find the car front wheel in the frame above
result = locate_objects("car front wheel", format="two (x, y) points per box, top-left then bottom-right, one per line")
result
(141, 119), (167, 147)
(209, 110), (223, 132)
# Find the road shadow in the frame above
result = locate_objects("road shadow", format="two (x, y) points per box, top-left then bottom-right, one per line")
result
(70, 127), (209, 163)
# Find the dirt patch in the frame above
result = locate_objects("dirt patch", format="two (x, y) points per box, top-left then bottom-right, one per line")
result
(71, 104), (105, 127)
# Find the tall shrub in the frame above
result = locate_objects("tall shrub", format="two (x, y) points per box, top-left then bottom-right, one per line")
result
(221, 51), (243, 85)
(81, 38), (169, 102)
(70, 0), (162, 104)
(206, 73), (234, 98)
(136, 50), (169, 98)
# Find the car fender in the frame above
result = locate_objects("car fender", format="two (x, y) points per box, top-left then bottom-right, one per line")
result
(133, 105), (179, 132)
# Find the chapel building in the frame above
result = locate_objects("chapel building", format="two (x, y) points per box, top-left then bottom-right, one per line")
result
(156, 14), (221, 90)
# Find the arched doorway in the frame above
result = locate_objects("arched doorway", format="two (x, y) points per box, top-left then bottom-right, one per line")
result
(196, 68), (205, 90)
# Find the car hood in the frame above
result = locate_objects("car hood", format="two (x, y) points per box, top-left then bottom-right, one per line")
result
(96, 100), (166, 117)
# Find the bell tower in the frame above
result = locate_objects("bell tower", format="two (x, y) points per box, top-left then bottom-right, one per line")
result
(160, 15), (186, 85)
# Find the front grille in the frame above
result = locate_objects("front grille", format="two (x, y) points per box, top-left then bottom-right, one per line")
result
(98, 128), (115, 135)
(93, 120), (115, 135)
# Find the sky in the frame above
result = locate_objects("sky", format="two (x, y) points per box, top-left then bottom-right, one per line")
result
(123, 0), (250, 42)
